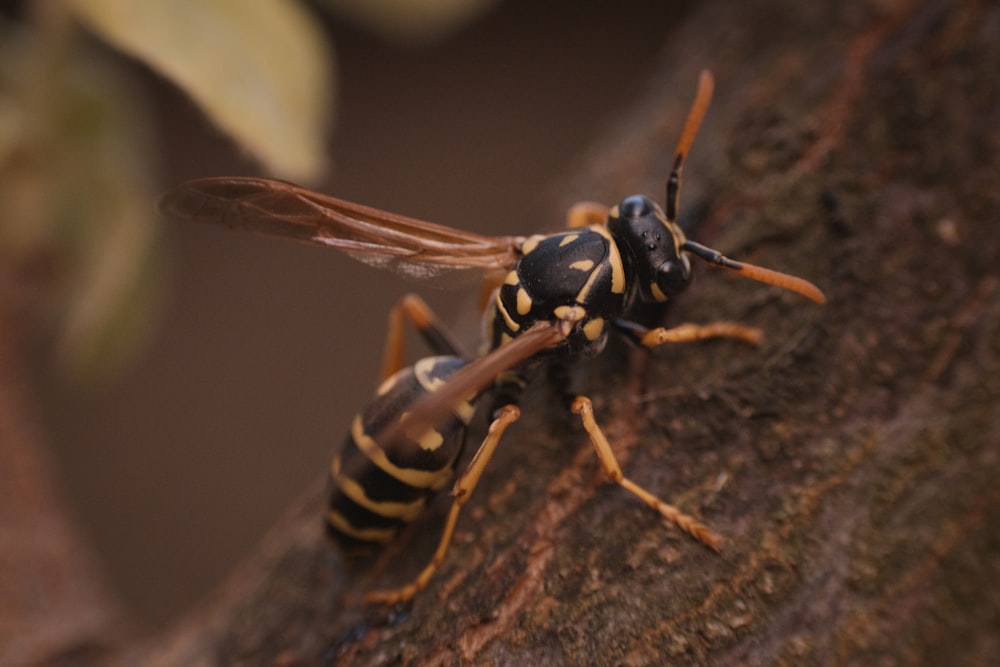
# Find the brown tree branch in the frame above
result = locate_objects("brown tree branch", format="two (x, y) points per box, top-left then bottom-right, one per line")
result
(45, 0), (999, 663)
(0, 314), (122, 666)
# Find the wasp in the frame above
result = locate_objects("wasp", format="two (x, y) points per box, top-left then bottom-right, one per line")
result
(160, 71), (826, 606)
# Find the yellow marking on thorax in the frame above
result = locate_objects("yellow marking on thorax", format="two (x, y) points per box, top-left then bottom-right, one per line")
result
(351, 416), (453, 489)
(559, 233), (580, 247)
(516, 287), (532, 315)
(575, 254), (610, 304)
(590, 224), (626, 294)
(608, 245), (626, 294)
(504, 270), (520, 285)
(497, 294), (521, 332)
(569, 259), (595, 272)
(650, 282), (668, 302)
(583, 317), (606, 341)
(521, 235), (546, 255)
(553, 304), (586, 323)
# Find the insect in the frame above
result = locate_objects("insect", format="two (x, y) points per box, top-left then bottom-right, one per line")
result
(160, 71), (826, 606)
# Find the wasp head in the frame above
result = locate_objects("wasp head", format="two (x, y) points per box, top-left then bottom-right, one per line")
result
(608, 194), (692, 303)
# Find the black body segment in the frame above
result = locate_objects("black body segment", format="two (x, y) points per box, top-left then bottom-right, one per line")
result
(608, 195), (692, 303)
(326, 356), (472, 550)
(491, 226), (627, 360)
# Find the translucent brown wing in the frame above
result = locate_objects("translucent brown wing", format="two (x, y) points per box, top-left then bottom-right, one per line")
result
(159, 177), (524, 280)
(373, 320), (568, 451)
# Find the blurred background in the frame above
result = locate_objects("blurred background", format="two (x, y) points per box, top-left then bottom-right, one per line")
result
(4, 0), (692, 627)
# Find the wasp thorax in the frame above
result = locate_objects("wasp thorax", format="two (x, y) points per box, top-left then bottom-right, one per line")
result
(608, 195), (691, 303)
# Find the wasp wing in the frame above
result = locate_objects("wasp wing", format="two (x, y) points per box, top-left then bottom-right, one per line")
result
(159, 177), (524, 280)
(373, 321), (568, 452)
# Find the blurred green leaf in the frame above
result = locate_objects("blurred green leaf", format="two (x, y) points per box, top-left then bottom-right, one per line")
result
(48, 82), (165, 381)
(69, 0), (334, 182)
(322, 0), (498, 43)
(1, 23), (162, 381)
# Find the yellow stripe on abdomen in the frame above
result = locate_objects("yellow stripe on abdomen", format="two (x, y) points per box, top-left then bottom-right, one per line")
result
(325, 509), (397, 544)
(351, 416), (454, 490)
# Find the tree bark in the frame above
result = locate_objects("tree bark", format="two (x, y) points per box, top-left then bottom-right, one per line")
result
(16, 0), (1000, 664)
(0, 317), (122, 666)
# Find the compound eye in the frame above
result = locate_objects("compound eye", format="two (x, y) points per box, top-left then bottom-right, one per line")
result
(619, 195), (652, 219)
(656, 256), (691, 296)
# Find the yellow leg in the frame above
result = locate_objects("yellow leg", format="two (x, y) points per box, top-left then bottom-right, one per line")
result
(571, 396), (723, 551)
(364, 405), (521, 606)
(624, 321), (763, 348)
(380, 293), (463, 380)
(566, 201), (610, 228)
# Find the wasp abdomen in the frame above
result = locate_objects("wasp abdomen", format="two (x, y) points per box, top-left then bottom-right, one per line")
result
(326, 356), (473, 551)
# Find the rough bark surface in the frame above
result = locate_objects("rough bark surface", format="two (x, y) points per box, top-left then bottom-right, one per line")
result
(7, 0), (1000, 664)
(0, 318), (122, 666)
(145, 1), (1000, 664)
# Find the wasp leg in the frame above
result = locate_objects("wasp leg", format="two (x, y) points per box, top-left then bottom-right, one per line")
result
(566, 201), (610, 228)
(570, 396), (723, 551)
(364, 405), (521, 606)
(381, 293), (467, 380)
(615, 319), (763, 348)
